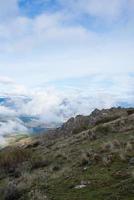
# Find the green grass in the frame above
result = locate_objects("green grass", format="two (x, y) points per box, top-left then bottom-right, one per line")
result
(0, 110), (134, 200)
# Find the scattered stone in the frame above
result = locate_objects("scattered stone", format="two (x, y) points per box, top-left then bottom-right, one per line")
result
(74, 180), (91, 189)
(129, 157), (134, 165)
(112, 171), (130, 178)
(81, 180), (91, 185)
(83, 167), (88, 171)
(74, 184), (86, 189)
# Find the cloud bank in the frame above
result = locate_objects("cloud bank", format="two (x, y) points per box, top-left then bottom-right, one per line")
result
(0, 1), (134, 145)
(0, 73), (133, 144)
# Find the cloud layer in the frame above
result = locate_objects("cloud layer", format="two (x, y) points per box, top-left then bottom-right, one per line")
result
(0, 1), (134, 145)
(0, 72), (134, 145)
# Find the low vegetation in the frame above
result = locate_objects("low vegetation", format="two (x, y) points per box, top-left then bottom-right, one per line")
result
(0, 147), (31, 173)
(0, 108), (134, 200)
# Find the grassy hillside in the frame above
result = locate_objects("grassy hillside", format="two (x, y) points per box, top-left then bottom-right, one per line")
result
(0, 108), (134, 200)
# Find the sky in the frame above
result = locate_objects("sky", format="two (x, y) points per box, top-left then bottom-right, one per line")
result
(0, 0), (134, 135)
(0, 0), (133, 87)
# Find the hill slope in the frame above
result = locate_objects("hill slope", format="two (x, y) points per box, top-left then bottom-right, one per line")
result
(0, 107), (134, 200)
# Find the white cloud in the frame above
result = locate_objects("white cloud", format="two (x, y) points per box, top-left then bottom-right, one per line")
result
(0, 76), (15, 85)
(0, 0), (18, 20)
(0, 106), (16, 116)
(10, 73), (134, 123)
(0, 0), (133, 146)
(0, 75), (28, 96)
(0, 72), (133, 145)
(0, 119), (28, 138)
(0, 0), (133, 85)
(58, 0), (127, 21)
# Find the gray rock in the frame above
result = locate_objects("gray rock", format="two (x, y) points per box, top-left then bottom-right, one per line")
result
(129, 157), (134, 165)
(74, 184), (86, 189)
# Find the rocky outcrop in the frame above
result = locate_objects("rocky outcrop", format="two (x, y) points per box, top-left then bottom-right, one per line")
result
(59, 115), (90, 135)
(56, 107), (130, 136)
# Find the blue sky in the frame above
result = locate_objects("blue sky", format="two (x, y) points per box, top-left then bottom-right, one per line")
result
(0, 0), (134, 105)
(19, 0), (61, 16)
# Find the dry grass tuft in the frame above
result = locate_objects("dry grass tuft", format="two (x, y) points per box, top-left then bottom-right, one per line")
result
(0, 147), (31, 172)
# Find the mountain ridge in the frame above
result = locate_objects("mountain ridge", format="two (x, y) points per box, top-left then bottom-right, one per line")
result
(0, 107), (134, 200)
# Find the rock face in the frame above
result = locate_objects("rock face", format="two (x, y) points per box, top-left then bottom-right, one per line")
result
(88, 107), (128, 125)
(56, 107), (131, 136)
(129, 157), (134, 165)
(59, 115), (90, 135)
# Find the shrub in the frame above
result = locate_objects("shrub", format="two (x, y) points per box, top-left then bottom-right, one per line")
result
(101, 141), (114, 152)
(30, 155), (50, 170)
(0, 147), (31, 173)
(125, 141), (133, 152)
(95, 125), (111, 135)
(79, 151), (93, 166)
(80, 155), (89, 166)
(92, 153), (101, 163)
(52, 165), (61, 171)
(72, 125), (89, 134)
(127, 109), (134, 115)
(112, 139), (121, 148)
(95, 116), (119, 125)
(88, 130), (97, 140)
(3, 182), (21, 200)
(129, 136), (134, 144)
(28, 189), (48, 200)
(54, 152), (68, 160)
(102, 155), (113, 166)
(118, 149), (127, 161)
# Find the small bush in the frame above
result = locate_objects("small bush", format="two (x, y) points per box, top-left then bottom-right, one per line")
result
(129, 136), (134, 144)
(127, 109), (134, 115)
(95, 116), (119, 125)
(0, 147), (31, 173)
(125, 141), (133, 152)
(54, 152), (68, 160)
(88, 130), (97, 140)
(112, 139), (121, 148)
(118, 149), (127, 161)
(30, 155), (50, 170)
(95, 125), (111, 135)
(102, 155), (113, 166)
(3, 182), (21, 200)
(79, 151), (93, 166)
(101, 141), (114, 152)
(100, 139), (133, 162)
(81, 156), (89, 166)
(92, 153), (101, 163)
(52, 165), (61, 171)
(72, 125), (89, 134)
(28, 189), (48, 200)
